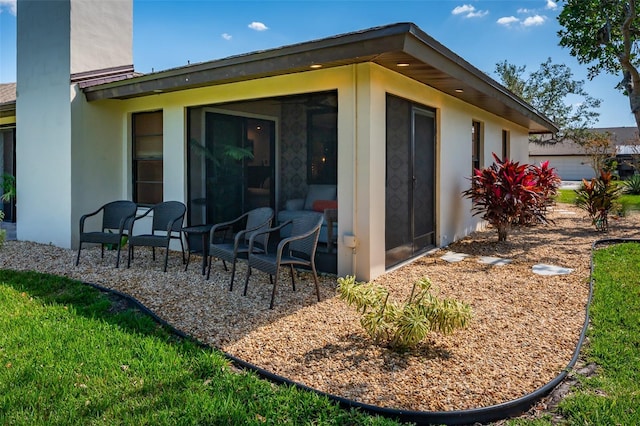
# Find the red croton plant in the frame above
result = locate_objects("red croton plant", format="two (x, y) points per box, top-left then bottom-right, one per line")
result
(463, 153), (561, 242)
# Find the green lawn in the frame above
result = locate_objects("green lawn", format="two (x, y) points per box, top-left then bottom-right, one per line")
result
(0, 270), (400, 426)
(556, 188), (640, 211)
(508, 242), (640, 425)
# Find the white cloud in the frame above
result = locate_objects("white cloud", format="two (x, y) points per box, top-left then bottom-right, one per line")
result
(497, 16), (520, 26)
(0, 0), (16, 15)
(221, 33), (232, 41)
(248, 21), (268, 31)
(517, 8), (532, 14)
(523, 15), (547, 26)
(546, 0), (558, 10)
(452, 4), (488, 18)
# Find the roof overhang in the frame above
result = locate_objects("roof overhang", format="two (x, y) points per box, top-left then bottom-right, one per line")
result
(0, 101), (16, 119)
(81, 22), (558, 134)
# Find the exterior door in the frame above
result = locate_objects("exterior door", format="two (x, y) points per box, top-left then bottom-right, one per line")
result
(385, 95), (436, 268)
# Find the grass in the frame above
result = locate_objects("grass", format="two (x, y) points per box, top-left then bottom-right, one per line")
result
(508, 242), (640, 425)
(556, 187), (640, 211)
(0, 270), (401, 426)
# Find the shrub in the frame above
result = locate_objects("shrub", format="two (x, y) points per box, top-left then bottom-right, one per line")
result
(575, 170), (622, 232)
(337, 275), (472, 351)
(622, 174), (640, 195)
(462, 153), (561, 242)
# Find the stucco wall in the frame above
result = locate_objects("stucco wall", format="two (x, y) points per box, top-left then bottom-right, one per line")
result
(69, 62), (531, 281)
(17, 0), (73, 247)
(70, 0), (133, 74)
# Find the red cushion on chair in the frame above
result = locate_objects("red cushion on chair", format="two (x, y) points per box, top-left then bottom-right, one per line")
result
(312, 199), (338, 212)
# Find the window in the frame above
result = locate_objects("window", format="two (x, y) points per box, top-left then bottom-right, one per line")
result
(471, 120), (482, 172)
(502, 129), (510, 161)
(307, 107), (337, 185)
(133, 111), (163, 205)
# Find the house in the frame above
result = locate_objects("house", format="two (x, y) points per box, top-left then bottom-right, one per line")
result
(529, 127), (638, 181)
(0, 83), (16, 222)
(9, 0), (556, 281)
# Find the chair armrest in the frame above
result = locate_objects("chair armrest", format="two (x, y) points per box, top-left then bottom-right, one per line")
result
(209, 213), (248, 243)
(247, 220), (291, 254)
(275, 221), (321, 257)
(128, 207), (152, 234)
(285, 198), (305, 211)
(79, 206), (105, 233)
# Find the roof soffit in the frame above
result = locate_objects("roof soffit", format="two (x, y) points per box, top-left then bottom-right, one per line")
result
(81, 23), (556, 133)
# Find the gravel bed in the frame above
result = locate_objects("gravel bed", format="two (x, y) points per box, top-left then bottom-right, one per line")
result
(1, 204), (639, 412)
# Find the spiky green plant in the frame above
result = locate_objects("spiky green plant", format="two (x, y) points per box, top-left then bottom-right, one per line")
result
(337, 276), (472, 351)
(622, 174), (640, 195)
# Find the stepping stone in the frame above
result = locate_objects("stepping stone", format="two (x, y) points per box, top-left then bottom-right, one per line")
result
(532, 264), (574, 276)
(555, 209), (577, 215)
(477, 256), (512, 266)
(440, 251), (470, 263)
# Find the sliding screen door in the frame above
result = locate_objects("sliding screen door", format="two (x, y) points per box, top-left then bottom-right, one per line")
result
(385, 95), (436, 268)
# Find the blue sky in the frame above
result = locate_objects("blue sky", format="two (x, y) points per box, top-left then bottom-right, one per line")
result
(0, 0), (636, 128)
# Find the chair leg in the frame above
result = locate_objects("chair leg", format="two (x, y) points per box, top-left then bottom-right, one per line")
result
(243, 267), (252, 296)
(289, 265), (296, 291)
(127, 245), (133, 268)
(222, 260), (228, 272)
(163, 246), (169, 272)
(179, 237), (186, 264)
(184, 250), (190, 272)
(75, 242), (82, 266)
(229, 260), (237, 291)
(311, 263), (321, 302)
(115, 243), (123, 268)
(206, 256), (213, 280)
(269, 269), (280, 310)
(100, 244), (105, 259)
(152, 247), (156, 261)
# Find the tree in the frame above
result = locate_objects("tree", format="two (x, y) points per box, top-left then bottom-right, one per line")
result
(558, 0), (640, 133)
(580, 130), (617, 176)
(495, 58), (601, 144)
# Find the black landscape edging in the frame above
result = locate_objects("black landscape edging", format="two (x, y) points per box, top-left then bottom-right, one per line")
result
(84, 239), (640, 425)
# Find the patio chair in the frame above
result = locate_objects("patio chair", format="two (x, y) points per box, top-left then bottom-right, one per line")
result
(243, 212), (323, 309)
(75, 200), (137, 268)
(126, 201), (186, 272)
(206, 207), (274, 291)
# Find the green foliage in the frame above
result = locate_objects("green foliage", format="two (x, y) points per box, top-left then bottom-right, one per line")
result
(556, 243), (640, 424)
(558, 0), (640, 130)
(0, 173), (15, 203)
(622, 173), (640, 194)
(574, 170), (622, 231)
(337, 275), (472, 351)
(462, 153), (561, 242)
(0, 270), (400, 426)
(494, 58), (601, 144)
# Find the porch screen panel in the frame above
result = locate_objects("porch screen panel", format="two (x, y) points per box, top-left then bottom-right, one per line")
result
(412, 108), (435, 248)
(385, 95), (412, 265)
(205, 113), (246, 225)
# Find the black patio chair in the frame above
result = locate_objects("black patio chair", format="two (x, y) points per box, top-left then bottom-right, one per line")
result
(243, 212), (323, 309)
(127, 201), (186, 272)
(75, 200), (138, 268)
(206, 207), (274, 291)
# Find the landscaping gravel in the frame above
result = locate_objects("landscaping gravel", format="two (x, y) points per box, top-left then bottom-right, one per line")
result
(1, 204), (638, 412)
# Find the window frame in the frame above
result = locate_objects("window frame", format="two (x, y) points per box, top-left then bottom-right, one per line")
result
(132, 110), (163, 206)
(471, 120), (483, 172)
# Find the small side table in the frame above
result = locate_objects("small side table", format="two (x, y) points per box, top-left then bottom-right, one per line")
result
(324, 208), (338, 253)
(182, 224), (213, 275)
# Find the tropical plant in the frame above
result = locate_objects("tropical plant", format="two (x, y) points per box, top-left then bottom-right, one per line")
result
(1, 173), (15, 203)
(575, 170), (622, 231)
(337, 275), (472, 351)
(462, 153), (561, 242)
(622, 173), (640, 194)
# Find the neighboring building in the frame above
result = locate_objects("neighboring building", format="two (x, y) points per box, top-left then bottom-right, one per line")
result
(9, 0), (557, 281)
(529, 127), (638, 181)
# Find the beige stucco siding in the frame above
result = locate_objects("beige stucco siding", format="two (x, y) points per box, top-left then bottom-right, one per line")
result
(61, 62), (530, 280)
